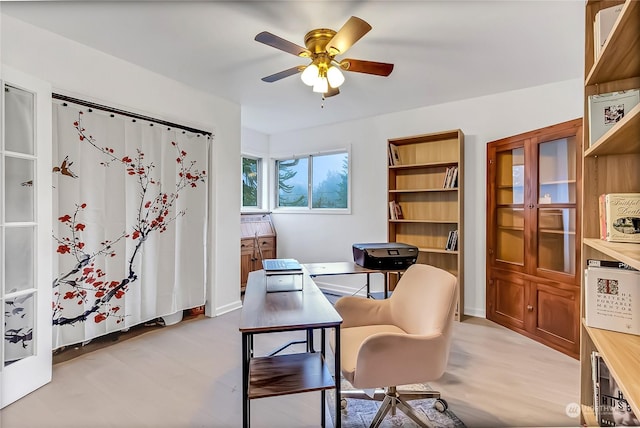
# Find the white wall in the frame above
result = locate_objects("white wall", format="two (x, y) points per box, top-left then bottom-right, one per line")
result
(267, 79), (583, 317)
(1, 14), (243, 316)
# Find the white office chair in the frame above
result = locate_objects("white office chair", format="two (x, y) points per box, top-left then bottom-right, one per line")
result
(331, 263), (458, 427)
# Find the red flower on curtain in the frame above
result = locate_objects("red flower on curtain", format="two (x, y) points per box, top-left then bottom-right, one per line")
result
(52, 112), (207, 326)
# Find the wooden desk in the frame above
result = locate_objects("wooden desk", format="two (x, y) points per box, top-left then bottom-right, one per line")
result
(304, 261), (405, 299)
(239, 269), (342, 428)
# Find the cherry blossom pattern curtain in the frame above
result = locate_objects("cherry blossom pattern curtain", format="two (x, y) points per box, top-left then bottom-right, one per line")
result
(52, 101), (209, 349)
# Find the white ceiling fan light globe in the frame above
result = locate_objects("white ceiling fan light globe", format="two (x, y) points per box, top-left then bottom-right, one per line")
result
(301, 64), (319, 86)
(312, 77), (329, 93)
(326, 66), (345, 88)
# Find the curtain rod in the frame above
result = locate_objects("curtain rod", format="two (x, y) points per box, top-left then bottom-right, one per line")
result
(53, 93), (213, 137)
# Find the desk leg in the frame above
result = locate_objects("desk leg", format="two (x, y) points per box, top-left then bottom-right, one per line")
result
(307, 328), (315, 352)
(242, 332), (251, 428)
(321, 328), (326, 428)
(384, 273), (389, 299)
(334, 327), (341, 428)
(366, 273), (371, 298)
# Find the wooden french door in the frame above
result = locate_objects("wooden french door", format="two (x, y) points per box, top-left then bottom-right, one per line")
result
(0, 66), (53, 408)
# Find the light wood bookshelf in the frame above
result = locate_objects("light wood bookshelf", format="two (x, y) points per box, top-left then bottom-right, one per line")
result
(387, 130), (464, 320)
(580, 0), (640, 425)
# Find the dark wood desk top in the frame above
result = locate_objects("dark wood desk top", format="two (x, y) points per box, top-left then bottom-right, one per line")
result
(239, 269), (342, 333)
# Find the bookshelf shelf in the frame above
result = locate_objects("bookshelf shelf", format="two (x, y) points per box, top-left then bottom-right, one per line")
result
(388, 161), (458, 170)
(387, 129), (464, 320)
(585, 103), (640, 157)
(583, 238), (640, 270)
(580, 1), (640, 425)
(585, 0), (640, 86)
(539, 229), (576, 236)
(539, 179), (577, 186)
(581, 405), (598, 427)
(389, 188), (458, 193)
(389, 219), (458, 224)
(418, 247), (459, 255)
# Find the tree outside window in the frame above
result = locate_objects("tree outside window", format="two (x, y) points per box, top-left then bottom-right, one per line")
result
(277, 152), (349, 210)
(242, 156), (260, 208)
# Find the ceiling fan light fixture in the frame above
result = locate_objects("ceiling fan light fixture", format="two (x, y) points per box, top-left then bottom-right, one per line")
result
(326, 66), (345, 88)
(256, 16), (394, 98)
(312, 77), (329, 93)
(301, 64), (319, 86)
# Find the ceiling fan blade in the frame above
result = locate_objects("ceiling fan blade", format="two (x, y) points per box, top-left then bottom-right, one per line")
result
(255, 31), (311, 57)
(326, 16), (372, 56)
(261, 66), (305, 83)
(324, 86), (340, 98)
(339, 59), (394, 76)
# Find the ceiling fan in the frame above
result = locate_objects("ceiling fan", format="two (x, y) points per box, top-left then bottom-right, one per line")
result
(255, 16), (394, 97)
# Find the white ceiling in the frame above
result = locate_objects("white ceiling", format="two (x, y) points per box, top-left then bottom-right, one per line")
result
(1, 1), (585, 135)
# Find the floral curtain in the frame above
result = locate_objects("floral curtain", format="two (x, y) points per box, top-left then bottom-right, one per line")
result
(52, 101), (209, 349)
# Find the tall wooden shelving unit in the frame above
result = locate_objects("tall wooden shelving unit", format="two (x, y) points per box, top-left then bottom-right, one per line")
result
(579, 1), (640, 425)
(387, 130), (464, 320)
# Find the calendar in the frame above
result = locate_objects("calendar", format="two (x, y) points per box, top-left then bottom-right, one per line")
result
(585, 266), (640, 336)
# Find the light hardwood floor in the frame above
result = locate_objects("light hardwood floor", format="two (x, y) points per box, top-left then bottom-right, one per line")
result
(0, 308), (580, 427)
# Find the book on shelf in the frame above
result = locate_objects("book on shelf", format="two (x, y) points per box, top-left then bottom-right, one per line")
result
(389, 200), (403, 220)
(442, 166), (458, 188)
(445, 231), (454, 251)
(593, 3), (623, 59)
(598, 193), (640, 243)
(388, 144), (401, 166)
(450, 166), (458, 188)
(584, 265), (640, 336)
(588, 90), (640, 147)
(587, 259), (638, 272)
(443, 167), (451, 188)
(592, 351), (640, 427)
(445, 229), (458, 251)
(591, 351), (601, 424)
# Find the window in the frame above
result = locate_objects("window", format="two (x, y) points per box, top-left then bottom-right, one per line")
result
(242, 156), (261, 208)
(276, 151), (349, 210)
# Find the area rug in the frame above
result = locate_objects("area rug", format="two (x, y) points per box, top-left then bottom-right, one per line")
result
(327, 380), (466, 428)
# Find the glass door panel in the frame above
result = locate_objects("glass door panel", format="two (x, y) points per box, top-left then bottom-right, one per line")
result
(538, 136), (577, 205)
(496, 208), (524, 265)
(4, 226), (35, 294)
(4, 157), (35, 222)
(537, 208), (576, 275)
(4, 294), (35, 365)
(536, 135), (577, 276)
(4, 85), (35, 156)
(496, 148), (524, 205)
(495, 147), (525, 265)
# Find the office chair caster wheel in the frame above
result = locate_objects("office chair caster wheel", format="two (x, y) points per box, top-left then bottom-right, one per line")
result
(340, 398), (348, 410)
(434, 398), (448, 412)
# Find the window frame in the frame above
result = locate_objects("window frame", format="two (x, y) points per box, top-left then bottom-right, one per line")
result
(273, 148), (351, 214)
(241, 154), (264, 211)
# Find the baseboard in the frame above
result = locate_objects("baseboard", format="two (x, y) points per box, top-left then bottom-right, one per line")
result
(464, 307), (486, 318)
(209, 299), (242, 317)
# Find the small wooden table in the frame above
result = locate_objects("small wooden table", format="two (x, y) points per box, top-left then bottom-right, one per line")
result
(304, 261), (405, 299)
(239, 269), (342, 428)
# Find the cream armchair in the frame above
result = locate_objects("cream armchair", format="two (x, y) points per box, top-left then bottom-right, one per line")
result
(331, 263), (458, 428)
